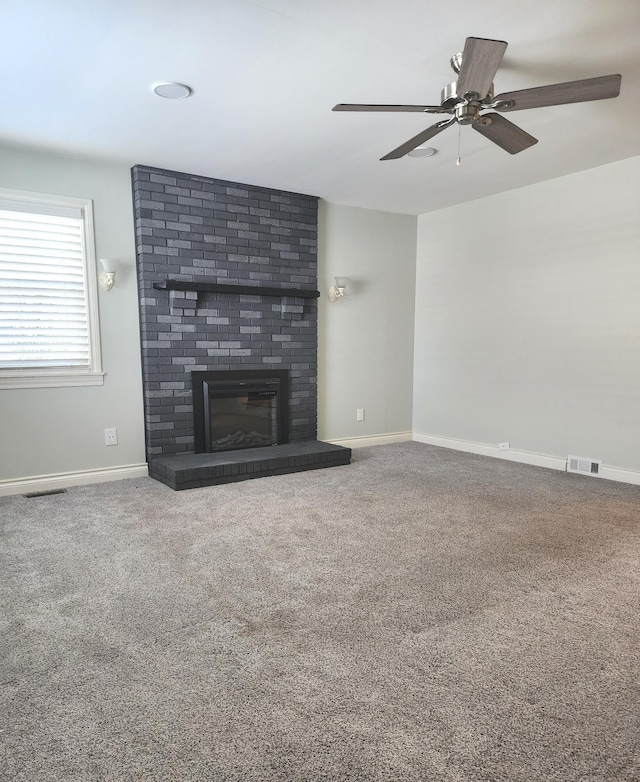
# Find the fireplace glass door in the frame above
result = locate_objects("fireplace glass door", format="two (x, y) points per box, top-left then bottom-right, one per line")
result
(192, 370), (289, 453)
(207, 381), (278, 451)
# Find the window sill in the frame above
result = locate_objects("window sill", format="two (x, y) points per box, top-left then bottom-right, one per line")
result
(0, 371), (105, 390)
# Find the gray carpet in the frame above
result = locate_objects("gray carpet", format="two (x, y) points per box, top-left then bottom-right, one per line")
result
(1, 442), (639, 781)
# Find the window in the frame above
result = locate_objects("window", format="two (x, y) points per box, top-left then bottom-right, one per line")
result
(0, 188), (103, 388)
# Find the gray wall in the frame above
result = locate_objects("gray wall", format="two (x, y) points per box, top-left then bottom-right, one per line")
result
(414, 156), (640, 472)
(318, 201), (416, 442)
(0, 146), (146, 481)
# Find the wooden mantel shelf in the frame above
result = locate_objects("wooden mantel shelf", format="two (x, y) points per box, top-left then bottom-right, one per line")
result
(153, 279), (320, 299)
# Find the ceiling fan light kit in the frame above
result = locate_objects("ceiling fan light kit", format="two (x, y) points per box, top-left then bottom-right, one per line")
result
(333, 37), (621, 160)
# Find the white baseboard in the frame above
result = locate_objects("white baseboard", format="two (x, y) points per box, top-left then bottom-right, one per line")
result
(599, 465), (640, 486)
(0, 463), (149, 497)
(413, 432), (567, 470)
(327, 431), (413, 449)
(413, 432), (640, 486)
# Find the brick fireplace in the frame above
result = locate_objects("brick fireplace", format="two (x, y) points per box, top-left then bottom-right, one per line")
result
(131, 165), (350, 489)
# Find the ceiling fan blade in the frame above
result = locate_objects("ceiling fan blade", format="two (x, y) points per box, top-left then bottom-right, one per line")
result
(456, 37), (508, 100)
(333, 103), (446, 113)
(380, 118), (455, 160)
(493, 74), (621, 112)
(473, 113), (538, 154)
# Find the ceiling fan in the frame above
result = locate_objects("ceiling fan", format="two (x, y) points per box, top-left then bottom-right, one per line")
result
(333, 37), (622, 159)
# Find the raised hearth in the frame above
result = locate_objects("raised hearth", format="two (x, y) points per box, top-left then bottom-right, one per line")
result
(149, 441), (352, 491)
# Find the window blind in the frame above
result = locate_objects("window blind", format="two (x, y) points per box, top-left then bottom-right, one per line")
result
(0, 205), (91, 370)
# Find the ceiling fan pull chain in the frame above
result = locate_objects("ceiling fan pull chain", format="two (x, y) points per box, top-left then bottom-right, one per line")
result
(456, 122), (462, 166)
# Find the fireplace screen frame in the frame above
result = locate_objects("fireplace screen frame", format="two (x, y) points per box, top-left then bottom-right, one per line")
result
(192, 369), (289, 454)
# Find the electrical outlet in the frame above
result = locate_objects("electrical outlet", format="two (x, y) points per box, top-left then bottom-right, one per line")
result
(356, 408), (365, 422)
(104, 428), (118, 446)
(498, 441), (510, 450)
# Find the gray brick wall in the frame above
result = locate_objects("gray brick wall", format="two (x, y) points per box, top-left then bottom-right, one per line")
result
(131, 165), (318, 458)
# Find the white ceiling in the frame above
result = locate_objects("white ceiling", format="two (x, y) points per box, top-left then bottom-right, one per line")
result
(2, 0), (639, 215)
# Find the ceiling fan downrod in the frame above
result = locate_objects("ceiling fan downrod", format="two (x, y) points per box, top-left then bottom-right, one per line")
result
(445, 48), (495, 120)
(450, 52), (463, 74)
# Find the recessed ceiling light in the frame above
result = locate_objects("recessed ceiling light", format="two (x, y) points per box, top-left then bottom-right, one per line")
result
(152, 82), (192, 99)
(408, 146), (437, 158)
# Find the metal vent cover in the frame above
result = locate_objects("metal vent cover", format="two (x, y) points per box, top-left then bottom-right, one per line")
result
(567, 455), (602, 477)
(23, 488), (68, 498)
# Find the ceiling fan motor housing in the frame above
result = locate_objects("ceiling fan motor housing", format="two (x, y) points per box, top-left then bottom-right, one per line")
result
(442, 81), (493, 123)
(442, 80), (494, 105)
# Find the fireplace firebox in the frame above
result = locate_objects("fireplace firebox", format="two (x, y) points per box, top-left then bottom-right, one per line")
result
(192, 370), (289, 454)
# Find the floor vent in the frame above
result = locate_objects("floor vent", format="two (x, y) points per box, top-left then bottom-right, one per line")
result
(23, 488), (67, 498)
(567, 455), (602, 477)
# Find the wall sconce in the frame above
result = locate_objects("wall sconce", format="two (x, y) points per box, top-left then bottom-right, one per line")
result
(98, 259), (116, 292)
(328, 277), (349, 302)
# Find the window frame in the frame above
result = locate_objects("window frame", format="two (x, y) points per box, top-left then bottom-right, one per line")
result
(0, 187), (104, 389)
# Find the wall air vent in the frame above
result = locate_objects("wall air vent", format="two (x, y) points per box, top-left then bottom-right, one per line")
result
(567, 455), (603, 477)
(23, 488), (68, 498)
